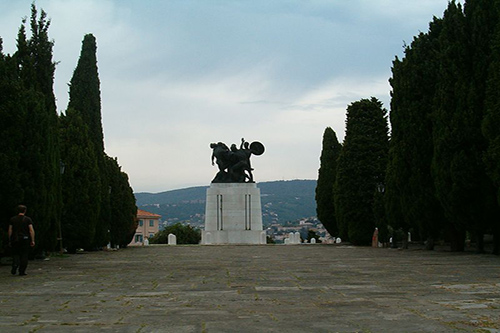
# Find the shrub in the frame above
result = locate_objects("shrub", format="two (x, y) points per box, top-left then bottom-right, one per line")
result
(150, 223), (201, 244)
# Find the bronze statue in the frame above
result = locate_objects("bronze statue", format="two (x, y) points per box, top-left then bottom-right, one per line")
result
(210, 138), (265, 183)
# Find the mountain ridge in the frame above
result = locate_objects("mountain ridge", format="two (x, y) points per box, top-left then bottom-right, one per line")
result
(135, 179), (317, 226)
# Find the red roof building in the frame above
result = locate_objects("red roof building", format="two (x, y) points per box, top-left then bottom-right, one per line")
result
(129, 209), (162, 246)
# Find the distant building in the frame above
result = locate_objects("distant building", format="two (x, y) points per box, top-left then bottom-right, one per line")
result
(129, 209), (161, 246)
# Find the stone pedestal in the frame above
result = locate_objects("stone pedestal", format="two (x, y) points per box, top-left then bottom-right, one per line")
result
(202, 183), (265, 244)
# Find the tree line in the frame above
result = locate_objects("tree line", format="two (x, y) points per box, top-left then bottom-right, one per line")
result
(0, 4), (137, 254)
(316, 0), (500, 254)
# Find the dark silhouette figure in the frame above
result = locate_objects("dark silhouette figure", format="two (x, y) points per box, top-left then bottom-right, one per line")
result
(8, 205), (35, 276)
(209, 138), (264, 183)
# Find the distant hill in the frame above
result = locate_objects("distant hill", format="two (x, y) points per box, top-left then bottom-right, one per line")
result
(136, 186), (207, 206)
(135, 179), (317, 227)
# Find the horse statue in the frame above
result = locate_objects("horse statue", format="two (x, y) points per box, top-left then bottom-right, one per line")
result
(209, 138), (265, 183)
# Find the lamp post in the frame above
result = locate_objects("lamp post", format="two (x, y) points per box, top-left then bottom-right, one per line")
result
(376, 183), (390, 247)
(108, 186), (112, 248)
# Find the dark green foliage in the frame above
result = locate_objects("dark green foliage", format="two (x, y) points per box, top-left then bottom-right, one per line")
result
(315, 127), (342, 237)
(150, 223), (201, 245)
(68, 34), (104, 155)
(372, 189), (388, 244)
(59, 111), (101, 251)
(334, 98), (389, 245)
(385, 0), (500, 253)
(483, 8), (500, 203)
(26, 5), (56, 107)
(1, 5), (135, 254)
(266, 235), (276, 244)
(0, 40), (26, 251)
(69, 34), (110, 249)
(464, 0), (500, 253)
(106, 156), (137, 248)
(14, 4), (61, 253)
(63, 33), (137, 250)
(307, 229), (322, 243)
(386, 18), (446, 249)
(431, 1), (500, 252)
(478, 0), (500, 254)
(62, 34), (105, 251)
(431, 2), (472, 251)
(383, 149), (406, 246)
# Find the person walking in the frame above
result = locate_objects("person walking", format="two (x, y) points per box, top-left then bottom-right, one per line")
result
(8, 205), (35, 276)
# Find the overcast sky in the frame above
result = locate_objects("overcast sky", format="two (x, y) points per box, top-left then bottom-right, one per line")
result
(0, 0), (460, 193)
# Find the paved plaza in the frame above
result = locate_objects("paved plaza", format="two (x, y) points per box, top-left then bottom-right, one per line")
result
(1, 244), (499, 332)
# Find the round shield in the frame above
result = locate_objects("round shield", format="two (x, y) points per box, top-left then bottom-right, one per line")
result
(250, 141), (265, 155)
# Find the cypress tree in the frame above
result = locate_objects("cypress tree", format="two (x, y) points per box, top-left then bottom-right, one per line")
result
(480, 0), (500, 255)
(0, 39), (25, 248)
(14, 4), (61, 253)
(386, 18), (446, 250)
(431, 2), (469, 252)
(68, 34), (104, 154)
(106, 156), (137, 248)
(315, 127), (342, 237)
(59, 111), (101, 251)
(65, 33), (137, 250)
(66, 34), (109, 249)
(432, 1), (500, 252)
(385, 56), (415, 248)
(384, 141), (407, 247)
(465, 0), (500, 254)
(334, 98), (389, 245)
(483, 26), (500, 254)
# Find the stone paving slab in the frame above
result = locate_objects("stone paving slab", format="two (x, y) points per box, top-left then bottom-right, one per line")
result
(0, 245), (499, 332)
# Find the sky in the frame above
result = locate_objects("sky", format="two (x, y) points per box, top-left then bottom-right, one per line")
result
(0, 0), (461, 193)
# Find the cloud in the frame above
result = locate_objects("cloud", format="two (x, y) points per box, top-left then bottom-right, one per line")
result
(1, 0), (456, 192)
(7, 0), (146, 113)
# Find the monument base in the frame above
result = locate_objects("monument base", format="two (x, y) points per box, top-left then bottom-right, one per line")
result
(202, 183), (265, 245)
(202, 230), (265, 245)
